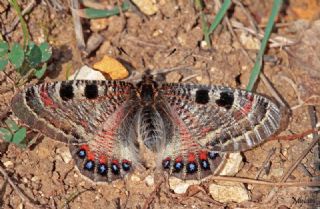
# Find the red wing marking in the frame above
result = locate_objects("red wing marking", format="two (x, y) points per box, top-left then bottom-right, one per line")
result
(188, 152), (196, 162)
(39, 85), (58, 108)
(199, 150), (208, 160)
(99, 155), (107, 164)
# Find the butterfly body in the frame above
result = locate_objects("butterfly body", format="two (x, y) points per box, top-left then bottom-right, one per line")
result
(11, 71), (281, 182)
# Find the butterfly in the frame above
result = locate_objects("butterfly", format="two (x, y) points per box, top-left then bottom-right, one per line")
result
(11, 71), (281, 182)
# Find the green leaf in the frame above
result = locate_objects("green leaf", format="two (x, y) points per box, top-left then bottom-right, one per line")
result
(81, 2), (130, 19)
(8, 43), (24, 68)
(246, 0), (283, 91)
(34, 64), (47, 79)
(39, 42), (52, 62)
(5, 119), (20, 132)
(0, 128), (12, 142)
(0, 57), (8, 71)
(26, 42), (42, 67)
(0, 41), (9, 57)
(207, 0), (232, 34)
(12, 127), (26, 145)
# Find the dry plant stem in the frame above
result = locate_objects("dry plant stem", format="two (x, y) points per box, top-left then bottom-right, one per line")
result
(142, 180), (164, 209)
(271, 128), (318, 141)
(0, 164), (42, 209)
(210, 176), (319, 187)
(70, 0), (86, 50)
(259, 73), (286, 107)
(232, 0), (259, 33)
(263, 105), (319, 203)
(231, 20), (296, 47)
(281, 135), (318, 182)
(278, 73), (304, 108)
(255, 148), (276, 179)
(309, 106), (320, 174)
(182, 74), (198, 82)
(5, 0), (37, 35)
(124, 36), (168, 49)
(2, 71), (15, 86)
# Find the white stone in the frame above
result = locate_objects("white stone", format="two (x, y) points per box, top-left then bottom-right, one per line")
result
(68, 65), (106, 80)
(144, 175), (154, 186)
(218, 153), (243, 176)
(130, 174), (141, 182)
(3, 160), (13, 167)
(209, 182), (250, 203)
(239, 32), (261, 50)
(31, 176), (39, 182)
(169, 177), (201, 194)
(55, 147), (72, 163)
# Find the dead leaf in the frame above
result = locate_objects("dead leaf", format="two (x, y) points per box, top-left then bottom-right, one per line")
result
(93, 55), (129, 80)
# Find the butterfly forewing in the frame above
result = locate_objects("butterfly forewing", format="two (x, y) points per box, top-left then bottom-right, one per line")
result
(11, 80), (140, 182)
(159, 83), (281, 152)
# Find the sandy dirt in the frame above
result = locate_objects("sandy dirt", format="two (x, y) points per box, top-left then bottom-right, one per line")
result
(0, 0), (319, 209)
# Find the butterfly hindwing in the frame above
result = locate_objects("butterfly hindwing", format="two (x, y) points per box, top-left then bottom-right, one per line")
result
(155, 83), (280, 179)
(11, 80), (140, 182)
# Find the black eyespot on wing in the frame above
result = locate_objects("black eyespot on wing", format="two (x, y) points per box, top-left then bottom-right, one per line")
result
(121, 161), (131, 172)
(216, 90), (234, 109)
(173, 161), (184, 172)
(84, 160), (95, 171)
(77, 149), (86, 159)
(98, 163), (108, 175)
(208, 151), (219, 159)
(59, 83), (74, 101)
(162, 158), (171, 169)
(195, 89), (210, 104)
(200, 160), (210, 170)
(84, 84), (99, 99)
(111, 163), (120, 175)
(186, 162), (198, 174)
(25, 87), (35, 102)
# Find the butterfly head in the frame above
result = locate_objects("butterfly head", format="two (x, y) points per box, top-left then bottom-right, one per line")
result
(136, 71), (158, 104)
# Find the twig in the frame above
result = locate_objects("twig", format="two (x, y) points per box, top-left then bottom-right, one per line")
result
(70, 0), (86, 50)
(280, 107), (319, 179)
(61, 188), (94, 208)
(4, 0), (37, 35)
(124, 36), (168, 49)
(210, 176), (319, 187)
(259, 73), (286, 107)
(142, 179), (164, 209)
(232, 0), (259, 33)
(255, 148), (276, 179)
(270, 128), (318, 141)
(278, 73), (304, 108)
(0, 163), (43, 209)
(231, 20), (296, 48)
(182, 74), (198, 82)
(309, 106), (320, 175)
(263, 105), (319, 203)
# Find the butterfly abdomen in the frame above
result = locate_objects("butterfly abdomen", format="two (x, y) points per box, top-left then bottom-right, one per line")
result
(138, 106), (165, 151)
